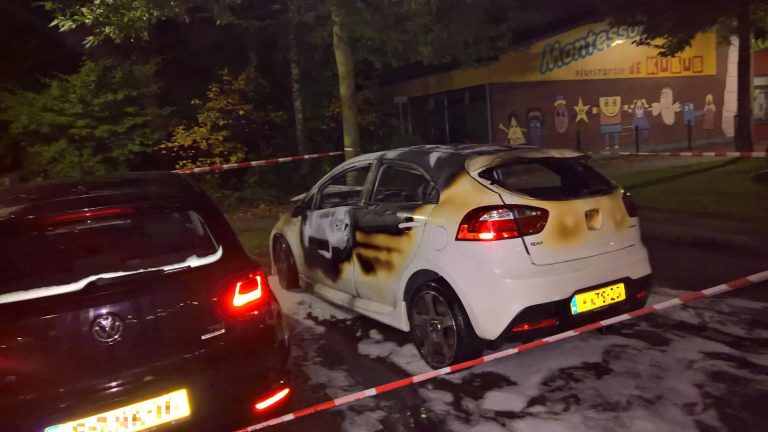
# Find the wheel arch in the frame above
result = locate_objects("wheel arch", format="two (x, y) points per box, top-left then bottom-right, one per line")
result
(269, 218), (303, 279)
(400, 266), (483, 338)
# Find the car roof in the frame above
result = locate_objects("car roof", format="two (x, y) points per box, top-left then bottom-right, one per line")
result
(0, 172), (204, 220)
(342, 144), (583, 190)
(348, 144), (532, 163)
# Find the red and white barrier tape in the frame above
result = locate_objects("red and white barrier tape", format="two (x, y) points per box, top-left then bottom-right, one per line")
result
(173, 151), (344, 174)
(236, 269), (768, 431)
(589, 151), (767, 158)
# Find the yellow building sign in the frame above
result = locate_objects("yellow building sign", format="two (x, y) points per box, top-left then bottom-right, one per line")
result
(395, 22), (717, 97)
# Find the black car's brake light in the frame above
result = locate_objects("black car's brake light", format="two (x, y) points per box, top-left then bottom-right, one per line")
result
(42, 206), (134, 225)
(253, 387), (291, 413)
(218, 271), (271, 320)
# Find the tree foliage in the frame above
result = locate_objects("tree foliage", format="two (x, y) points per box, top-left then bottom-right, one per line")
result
(158, 68), (287, 169)
(0, 59), (168, 179)
(601, 0), (768, 56)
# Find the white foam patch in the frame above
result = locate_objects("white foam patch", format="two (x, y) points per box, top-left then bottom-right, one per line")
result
(425, 286), (765, 431)
(272, 277), (766, 432)
(269, 276), (355, 331)
(341, 409), (386, 432)
(417, 388), (454, 415)
(479, 387), (530, 412)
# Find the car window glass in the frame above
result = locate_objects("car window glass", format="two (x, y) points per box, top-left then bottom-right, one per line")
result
(373, 164), (433, 204)
(488, 159), (616, 200)
(318, 165), (371, 209)
(0, 206), (219, 295)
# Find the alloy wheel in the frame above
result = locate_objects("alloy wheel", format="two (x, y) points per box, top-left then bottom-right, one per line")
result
(411, 290), (458, 368)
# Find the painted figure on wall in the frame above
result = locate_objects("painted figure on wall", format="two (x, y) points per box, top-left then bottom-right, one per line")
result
(754, 90), (767, 120)
(554, 96), (569, 134)
(651, 87), (681, 125)
(630, 99), (650, 130)
(527, 109), (544, 147)
(628, 99), (650, 142)
(703, 94), (717, 130)
(682, 102), (697, 126)
(499, 113), (527, 145)
(599, 96), (622, 150)
(573, 97), (590, 123)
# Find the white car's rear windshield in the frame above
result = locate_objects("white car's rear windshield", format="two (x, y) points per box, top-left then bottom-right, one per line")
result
(0, 206), (219, 295)
(480, 157), (617, 200)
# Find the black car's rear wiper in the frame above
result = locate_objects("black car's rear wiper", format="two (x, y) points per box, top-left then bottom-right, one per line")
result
(90, 269), (166, 287)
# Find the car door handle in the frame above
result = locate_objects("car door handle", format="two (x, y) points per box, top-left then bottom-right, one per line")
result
(398, 221), (421, 229)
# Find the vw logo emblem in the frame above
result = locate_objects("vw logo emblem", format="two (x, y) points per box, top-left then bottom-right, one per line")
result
(91, 313), (124, 344)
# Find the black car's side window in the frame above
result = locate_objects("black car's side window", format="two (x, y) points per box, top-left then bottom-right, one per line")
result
(372, 164), (434, 204)
(317, 165), (371, 209)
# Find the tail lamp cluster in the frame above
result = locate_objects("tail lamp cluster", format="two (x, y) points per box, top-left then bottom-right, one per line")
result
(218, 271), (271, 319)
(622, 191), (638, 217)
(456, 205), (549, 241)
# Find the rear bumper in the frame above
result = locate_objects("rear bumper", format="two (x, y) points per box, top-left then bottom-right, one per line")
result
(435, 242), (653, 340)
(2, 321), (291, 432)
(498, 274), (653, 342)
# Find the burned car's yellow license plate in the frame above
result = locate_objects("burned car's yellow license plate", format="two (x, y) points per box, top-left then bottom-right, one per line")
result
(570, 283), (625, 315)
(45, 389), (190, 432)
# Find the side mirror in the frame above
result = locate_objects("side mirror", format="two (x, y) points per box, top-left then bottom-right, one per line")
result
(291, 203), (307, 218)
(426, 185), (440, 204)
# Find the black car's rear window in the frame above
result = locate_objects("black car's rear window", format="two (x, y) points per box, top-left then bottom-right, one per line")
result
(480, 157), (617, 200)
(0, 205), (219, 295)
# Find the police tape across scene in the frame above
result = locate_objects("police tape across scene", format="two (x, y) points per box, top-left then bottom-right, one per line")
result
(173, 151), (344, 174)
(235, 269), (768, 431)
(589, 151), (768, 158)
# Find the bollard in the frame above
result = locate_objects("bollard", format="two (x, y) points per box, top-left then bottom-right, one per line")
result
(634, 125), (640, 153)
(687, 120), (692, 150)
(576, 129), (581, 152)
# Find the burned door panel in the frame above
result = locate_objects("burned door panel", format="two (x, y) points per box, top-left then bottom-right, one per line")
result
(352, 163), (438, 308)
(299, 164), (372, 295)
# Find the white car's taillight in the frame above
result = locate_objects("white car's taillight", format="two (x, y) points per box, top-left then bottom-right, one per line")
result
(622, 191), (638, 217)
(456, 205), (549, 241)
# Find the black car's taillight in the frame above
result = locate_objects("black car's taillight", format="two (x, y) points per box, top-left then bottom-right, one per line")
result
(456, 205), (549, 241)
(218, 271), (271, 320)
(622, 191), (638, 217)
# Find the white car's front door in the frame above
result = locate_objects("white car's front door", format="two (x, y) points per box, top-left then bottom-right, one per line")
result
(300, 163), (373, 297)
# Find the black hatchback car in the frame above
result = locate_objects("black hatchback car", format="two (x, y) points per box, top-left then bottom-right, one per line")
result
(0, 173), (290, 432)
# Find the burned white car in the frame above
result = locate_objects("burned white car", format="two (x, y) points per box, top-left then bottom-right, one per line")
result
(271, 145), (652, 368)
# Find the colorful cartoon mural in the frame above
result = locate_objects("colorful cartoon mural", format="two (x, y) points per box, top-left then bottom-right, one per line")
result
(554, 96), (569, 133)
(682, 102), (696, 125)
(527, 109), (544, 147)
(499, 113), (527, 145)
(629, 99), (650, 130)
(573, 97), (590, 123)
(651, 87), (681, 125)
(703, 94), (717, 130)
(599, 96), (622, 149)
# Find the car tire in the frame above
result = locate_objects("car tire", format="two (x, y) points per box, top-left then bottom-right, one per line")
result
(273, 236), (300, 291)
(408, 281), (484, 369)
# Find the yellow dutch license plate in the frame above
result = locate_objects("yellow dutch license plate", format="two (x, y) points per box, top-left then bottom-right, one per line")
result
(570, 283), (626, 315)
(45, 389), (190, 432)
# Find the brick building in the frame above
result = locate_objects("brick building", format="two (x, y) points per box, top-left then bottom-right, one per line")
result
(388, 22), (739, 152)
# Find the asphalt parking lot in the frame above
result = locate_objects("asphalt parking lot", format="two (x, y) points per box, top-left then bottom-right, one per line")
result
(234, 235), (768, 432)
